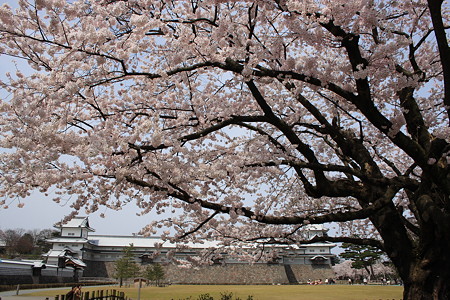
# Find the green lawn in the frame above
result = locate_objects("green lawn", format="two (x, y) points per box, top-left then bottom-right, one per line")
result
(25, 284), (403, 300)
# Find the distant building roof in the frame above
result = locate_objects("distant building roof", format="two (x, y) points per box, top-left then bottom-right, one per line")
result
(0, 258), (46, 267)
(310, 255), (327, 260)
(65, 257), (86, 268)
(55, 216), (95, 232)
(44, 249), (68, 258)
(87, 235), (221, 249)
(46, 238), (88, 243)
(305, 224), (327, 231)
(46, 217), (335, 254)
(86, 235), (324, 250)
(306, 242), (336, 247)
(44, 247), (78, 258)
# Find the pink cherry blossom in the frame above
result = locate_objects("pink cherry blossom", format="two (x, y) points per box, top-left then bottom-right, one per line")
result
(0, 1), (449, 298)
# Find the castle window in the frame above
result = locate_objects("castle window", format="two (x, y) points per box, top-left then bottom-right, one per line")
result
(140, 254), (153, 265)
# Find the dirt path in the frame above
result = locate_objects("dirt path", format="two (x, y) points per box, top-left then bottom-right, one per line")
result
(0, 287), (69, 300)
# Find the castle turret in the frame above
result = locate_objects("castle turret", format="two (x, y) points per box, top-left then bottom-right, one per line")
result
(43, 216), (94, 269)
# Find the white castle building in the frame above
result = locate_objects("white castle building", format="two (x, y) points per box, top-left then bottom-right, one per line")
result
(43, 217), (336, 284)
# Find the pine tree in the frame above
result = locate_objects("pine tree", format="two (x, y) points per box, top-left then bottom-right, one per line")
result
(143, 263), (165, 286)
(114, 244), (139, 286)
(340, 242), (384, 280)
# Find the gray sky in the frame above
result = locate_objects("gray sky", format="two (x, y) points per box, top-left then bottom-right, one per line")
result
(0, 192), (152, 235)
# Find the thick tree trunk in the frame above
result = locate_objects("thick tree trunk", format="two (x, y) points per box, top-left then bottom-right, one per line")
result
(403, 260), (450, 300)
(367, 189), (450, 300)
(399, 191), (450, 300)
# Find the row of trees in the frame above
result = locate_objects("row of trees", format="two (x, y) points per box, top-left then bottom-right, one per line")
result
(114, 244), (165, 287)
(0, 228), (59, 258)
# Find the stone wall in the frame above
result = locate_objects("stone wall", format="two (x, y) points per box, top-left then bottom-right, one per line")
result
(164, 264), (288, 285)
(290, 265), (335, 282)
(0, 264), (80, 285)
(88, 262), (335, 285)
(83, 260), (110, 278)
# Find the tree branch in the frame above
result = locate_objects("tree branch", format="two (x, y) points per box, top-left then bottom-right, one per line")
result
(306, 235), (385, 251)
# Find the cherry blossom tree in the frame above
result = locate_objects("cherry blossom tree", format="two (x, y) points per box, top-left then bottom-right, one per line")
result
(332, 260), (354, 280)
(0, 0), (449, 298)
(333, 259), (397, 282)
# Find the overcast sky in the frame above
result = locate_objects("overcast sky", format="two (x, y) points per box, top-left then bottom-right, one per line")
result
(0, 192), (153, 235)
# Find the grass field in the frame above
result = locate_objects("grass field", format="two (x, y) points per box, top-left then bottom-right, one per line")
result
(26, 284), (404, 300)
